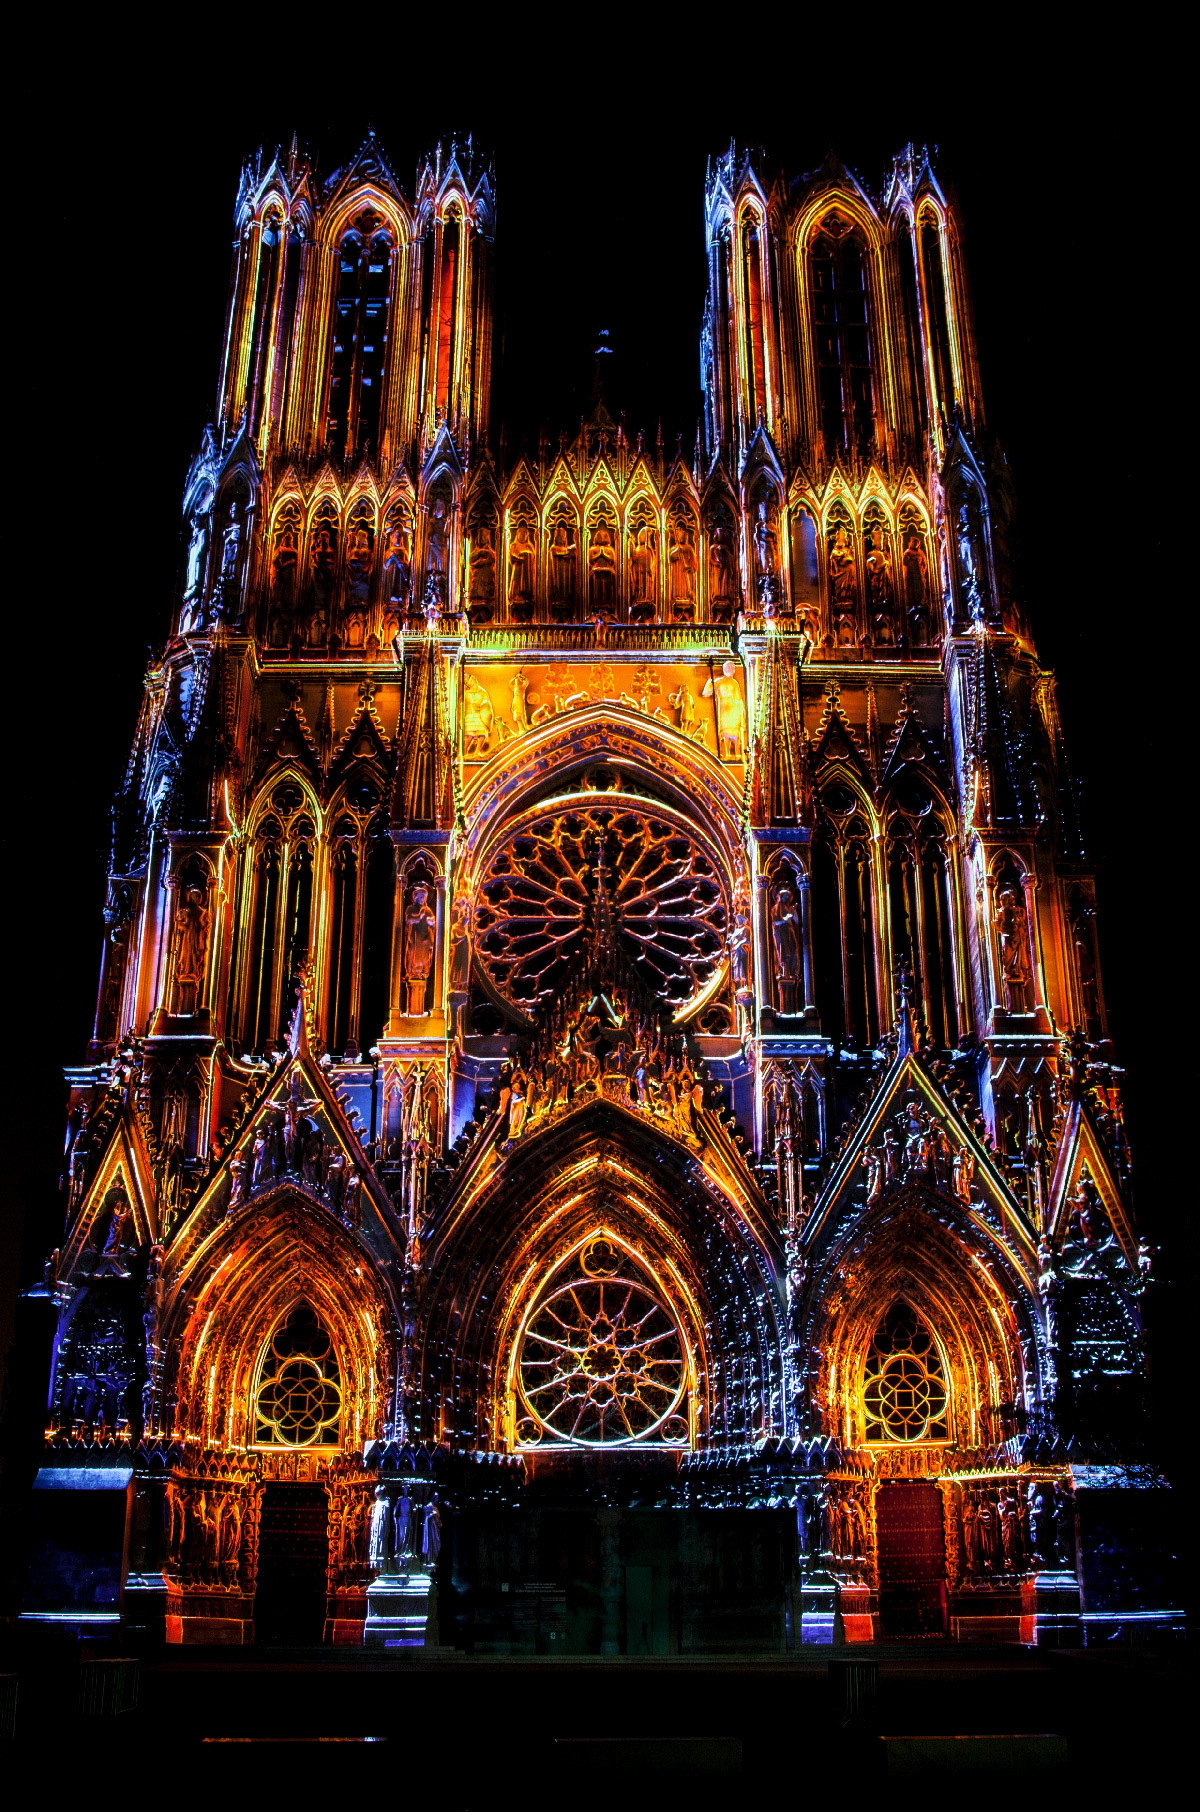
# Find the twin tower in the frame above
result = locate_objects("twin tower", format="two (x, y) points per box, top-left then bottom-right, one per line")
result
(28, 133), (1170, 1656)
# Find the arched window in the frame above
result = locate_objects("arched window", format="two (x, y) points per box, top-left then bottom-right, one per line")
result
(809, 216), (876, 457)
(920, 217), (955, 422)
(897, 224), (928, 437)
(236, 784), (316, 1054)
(814, 783), (878, 1045)
(326, 216), (394, 462)
(253, 1304), (342, 1449)
(245, 211), (281, 437)
(325, 783), (393, 1058)
(884, 775), (959, 1048)
(435, 210), (460, 416)
(741, 212), (768, 426)
(863, 1302), (949, 1443)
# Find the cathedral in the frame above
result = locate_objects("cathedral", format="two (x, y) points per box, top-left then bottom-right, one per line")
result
(25, 131), (1176, 1654)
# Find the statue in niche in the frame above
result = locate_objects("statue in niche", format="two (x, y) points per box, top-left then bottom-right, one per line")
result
(448, 893), (473, 994)
(367, 1486), (392, 1570)
(994, 881), (1032, 1011)
(507, 517), (537, 613)
(863, 523), (896, 643)
(383, 518), (412, 605)
(668, 517), (697, 618)
(182, 509), (211, 622)
(548, 518), (577, 613)
(403, 882), (437, 1015)
(394, 1488), (415, 1563)
(753, 496), (780, 608)
(902, 525), (932, 644)
(771, 883), (802, 1013)
(345, 520), (373, 603)
(426, 493), (450, 599)
(463, 674), (496, 756)
(956, 498), (985, 621)
(172, 882), (209, 1015)
(422, 1495), (441, 1565)
(703, 660), (747, 759)
(952, 1145), (975, 1203)
(585, 519), (616, 617)
(217, 499), (244, 613)
(628, 520), (658, 616)
(708, 513), (738, 618)
(828, 523), (858, 644)
(468, 522), (496, 613)
(311, 514), (337, 607)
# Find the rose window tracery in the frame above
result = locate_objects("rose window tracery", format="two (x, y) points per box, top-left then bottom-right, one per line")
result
(473, 797), (728, 1020)
(253, 1303), (343, 1448)
(515, 1238), (690, 1447)
(862, 1301), (949, 1443)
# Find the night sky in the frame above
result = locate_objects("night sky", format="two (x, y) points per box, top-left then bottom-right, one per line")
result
(3, 39), (1188, 1457)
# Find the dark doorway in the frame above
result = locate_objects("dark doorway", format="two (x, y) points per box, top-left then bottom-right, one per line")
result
(874, 1482), (948, 1638)
(253, 1483), (330, 1646)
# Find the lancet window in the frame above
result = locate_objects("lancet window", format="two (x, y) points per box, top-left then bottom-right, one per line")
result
(237, 783), (316, 1054)
(862, 1302), (949, 1443)
(325, 782), (393, 1058)
(813, 784), (879, 1046)
(244, 210), (282, 438)
(741, 212), (769, 427)
(809, 216), (876, 458)
(325, 216), (394, 462)
(883, 775), (959, 1048)
(897, 224), (928, 438)
(920, 217), (955, 422)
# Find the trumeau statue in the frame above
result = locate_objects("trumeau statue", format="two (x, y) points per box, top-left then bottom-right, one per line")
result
(37, 131), (1163, 1662)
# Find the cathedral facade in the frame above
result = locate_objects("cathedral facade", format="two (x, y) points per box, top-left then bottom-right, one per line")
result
(28, 133), (1174, 1651)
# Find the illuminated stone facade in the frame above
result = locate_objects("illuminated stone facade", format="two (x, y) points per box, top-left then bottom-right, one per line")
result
(30, 135), (1175, 1651)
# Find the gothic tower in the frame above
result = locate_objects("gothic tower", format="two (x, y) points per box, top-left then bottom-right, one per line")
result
(29, 134), (1172, 1653)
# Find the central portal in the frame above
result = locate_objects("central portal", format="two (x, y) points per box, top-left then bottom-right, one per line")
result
(874, 1481), (949, 1638)
(254, 1483), (330, 1646)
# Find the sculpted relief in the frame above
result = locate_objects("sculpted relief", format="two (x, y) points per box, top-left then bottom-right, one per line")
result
(457, 660), (747, 761)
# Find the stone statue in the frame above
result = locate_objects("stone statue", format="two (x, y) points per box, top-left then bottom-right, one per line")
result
(994, 883), (1032, 1012)
(506, 1066), (529, 1142)
(468, 522), (496, 610)
(668, 519), (697, 617)
(629, 522), (657, 615)
(771, 885), (802, 1013)
(702, 661), (747, 759)
(448, 893), (472, 994)
(403, 883), (437, 1015)
(510, 670), (530, 734)
(426, 494), (450, 596)
(172, 884), (209, 1015)
(507, 518), (536, 612)
(394, 1488), (415, 1563)
(828, 525), (857, 644)
(753, 497), (779, 606)
(588, 522), (617, 615)
(863, 1146), (884, 1204)
(463, 674), (495, 756)
(367, 1486), (392, 1570)
(422, 1495), (442, 1565)
(548, 519), (577, 611)
(384, 521), (412, 604)
(903, 531), (931, 643)
(952, 1145), (974, 1204)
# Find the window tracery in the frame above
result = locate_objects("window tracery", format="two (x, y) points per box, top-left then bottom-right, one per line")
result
(326, 785), (392, 1057)
(237, 783), (317, 1054)
(326, 216), (394, 463)
(920, 216), (955, 423)
(253, 1303), (343, 1449)
(514, 1237), (690, 1448)
(862, 1302), (949, 1443)
(809, 215), (876, 458)
(813, 782), (878, 1046)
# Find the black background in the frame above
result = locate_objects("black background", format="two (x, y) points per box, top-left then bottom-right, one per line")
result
(2, 33), (1188, 1489)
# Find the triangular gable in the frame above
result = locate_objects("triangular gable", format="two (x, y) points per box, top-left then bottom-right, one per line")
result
(806, 1050), (1035, 1275)
(328, 690), (392, 776)
(1045, 1097), (1138, 1264)
(60, 1114), (158, 1280)
(254, 699), (322, 784)
(881, 685), (949, 790)
(812, 680), (874, 785)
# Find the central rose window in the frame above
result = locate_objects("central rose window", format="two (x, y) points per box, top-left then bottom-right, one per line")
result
(514, 1238), (691, 1447)
(473, 796), (729, 1023)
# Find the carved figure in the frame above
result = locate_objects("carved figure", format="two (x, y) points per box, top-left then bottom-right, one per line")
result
(771, 884), (802, 1013)
(394, 1488), (415, 1563)
(863, 1145), (884, 1204)
(403, 883), (437, 1015)
(629, 521), (658, 615)
(507, 518), (537, 612)
(426, 493), (450, 596)
(468, 522), (496, 610)
(548, 518), (577, 611)
(828, 524), (857, 643)
(952, 1145), (975, 1204)
(703, 661), (747, 759)
(368, 1486), (392, 1570)
(422, 1495), (442, 1564)
(753, 496), (779, 606)
(449, 893), (472, 994)
(588, 521), (618, 615)
(668, 518), (697, 617)
(463, 674), (496, 756)
(172, 883), (209, 1014)
(903, 530), (931, 643)
(994, 882), (1032, 1012)
(510, 670), (530, 734)
(384, 520), (412, 604)
(708, 513), (738, 617)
